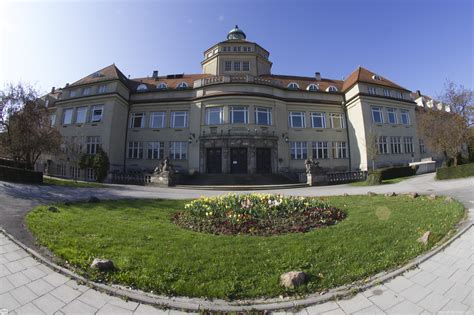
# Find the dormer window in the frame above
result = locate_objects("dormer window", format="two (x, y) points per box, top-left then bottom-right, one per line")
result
(327, 86), (338, 92)
(137, 84), (148, 92)
(287, 82), (300, 90)
(176, 82), (188, 89)
(92, 71), (102, 78)
(372, 74), (382, 81)
(307, 84), (319, 91)
(157, 82), (168, 89)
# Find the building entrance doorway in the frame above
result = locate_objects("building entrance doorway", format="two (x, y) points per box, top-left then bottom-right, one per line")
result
(206, 148), (222, 173)
(256, 148), (271, 173)
(230, 148), (247, 173)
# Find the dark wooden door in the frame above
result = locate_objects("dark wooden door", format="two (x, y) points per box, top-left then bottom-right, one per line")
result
(230, 148), (247, 173)
(206, 148), (222, 173)
(256, 148), (271, 173)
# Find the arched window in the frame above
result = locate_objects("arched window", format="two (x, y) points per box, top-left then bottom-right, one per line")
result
(327, 86), (338, 92)
(176, 82), (188, 89)
(287, 82), (299, 90)
(307, 84), (319, 91)
(137, 84), (148, 92)
(157, 82), (168, 89)
(372, 74), (382, 81)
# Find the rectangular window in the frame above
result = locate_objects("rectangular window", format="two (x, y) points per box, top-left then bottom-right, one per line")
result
(130, 112), (145, 128)
(404, 137), (414, 153)
(127, 141), (143, 159)
(86, 136), (101, 155)
(289, 111), (305, 128)
(171, 111), (188, 128)
(290, 142), (307, 160)
(63, 108), (73, 124)
(377, 136), (388, 154)
(330, 113), (345, 129)
(312, 141), (328, 159)
(419, 139), (426, 153)
(206, 107), (223, 125)
(398, 91), (403, 99)
(50, 113), (56, 127)
(368, 87), (377, 95)
(86, 168), (96, 181)
(83, 87), (91, 96)
(333, 141), (348, 159)
(148, 141), (164, 159)
(233, 61), (241, 71)
(311, 112), (326, 128)
(170, 141), (187, 160)
(70, 90), (77, 97)
(400, 110), (410, 125)
(242, 61), (250, 71)
(98, 85), (107, 93)
(390, 136), (402, 154)
(150, 112), (165, 128)
(371, 107), (383, 124)
(255, 107), (271, 125)
(230, 106), (248, 124)
(383, 89), (391, 97)
(75, 107), (87, 124)
(90, 105), (103, 122)
(70, 166), (80, 179)
(224, 61), (232, 71)
(387, 108), (397, 124)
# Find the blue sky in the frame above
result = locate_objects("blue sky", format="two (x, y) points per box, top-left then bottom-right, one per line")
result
(0, 0), (472, 97)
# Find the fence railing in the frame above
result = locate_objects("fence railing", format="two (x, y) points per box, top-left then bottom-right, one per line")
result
(110, 172), (152, 185)
(326, 171), (367, 184)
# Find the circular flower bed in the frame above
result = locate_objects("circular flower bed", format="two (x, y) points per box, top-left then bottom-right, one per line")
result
(173, 194), (346, 236)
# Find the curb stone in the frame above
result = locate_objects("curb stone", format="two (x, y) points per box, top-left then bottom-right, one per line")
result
(2, 211), (472, 312)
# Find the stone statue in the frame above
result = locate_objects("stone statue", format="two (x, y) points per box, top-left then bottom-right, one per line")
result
(305, 158), (323, 175)
(153, 157), (174, 175)
(150, 157), (175, 186)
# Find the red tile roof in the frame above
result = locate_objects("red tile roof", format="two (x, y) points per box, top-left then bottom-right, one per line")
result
(260, 74), (344, 92)
(342, 66), (409, 92)
(69, 64), (129, 87)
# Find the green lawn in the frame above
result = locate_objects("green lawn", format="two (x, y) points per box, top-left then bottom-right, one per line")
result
(43, 176), (105, 188)
(26, 195), (465, 299)
(350, 175), (414, 186)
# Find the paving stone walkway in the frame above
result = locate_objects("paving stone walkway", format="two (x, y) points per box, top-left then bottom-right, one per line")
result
(0, 226), (472, 314)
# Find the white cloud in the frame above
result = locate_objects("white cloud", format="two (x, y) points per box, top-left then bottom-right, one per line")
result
(218, 15), (224, 22)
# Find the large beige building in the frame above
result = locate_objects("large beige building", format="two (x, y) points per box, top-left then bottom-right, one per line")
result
(41, 26), (423, 181)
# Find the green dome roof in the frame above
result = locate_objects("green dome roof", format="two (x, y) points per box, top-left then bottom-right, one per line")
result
(227, 25), (246, 40)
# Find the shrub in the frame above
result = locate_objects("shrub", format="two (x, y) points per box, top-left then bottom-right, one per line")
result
(173, 194), (346, 236)
(379, 166), (417, 180)
(436, 163), (474, 180)
(366, 171), (382, 185)
(0, 165), (43, 183)
(78, 149), (110, 182)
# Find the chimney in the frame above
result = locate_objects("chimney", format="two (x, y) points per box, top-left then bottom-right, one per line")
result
(51, 86), (55, 93)
(416, 90), (422, 98)
(152, 70), (159, 79)
(315, 72), (321, 81)
(65, 83), (69, 87)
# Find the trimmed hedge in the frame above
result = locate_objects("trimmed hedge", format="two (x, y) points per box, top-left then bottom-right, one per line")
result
(0, 158), (29, 169)
(379, 166), (417, 180)
(436, 163), (474, 180)
(0, 165), (43, 184)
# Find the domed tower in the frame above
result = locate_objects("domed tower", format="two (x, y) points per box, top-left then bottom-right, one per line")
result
(201, 26), (272, 76)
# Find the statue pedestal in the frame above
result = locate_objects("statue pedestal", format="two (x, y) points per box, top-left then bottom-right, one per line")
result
(150, 171), (175, 187)
(307, 173), (328, 186)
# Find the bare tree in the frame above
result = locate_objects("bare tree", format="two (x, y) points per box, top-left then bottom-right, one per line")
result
(439, 80), (473, 126)
(366, 127), (380, 171)
(0, 83), (61, 169)
(416, 108), (469, 166)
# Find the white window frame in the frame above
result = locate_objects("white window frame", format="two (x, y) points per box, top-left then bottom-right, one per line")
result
(289, 111), (305, 128)
(330, 113), (345, 129)
(176, 82), (188, 89)
(137, 84), (148, 92)
(368, 87), (377, 95)
(86, 136), (101, 155)
(230, 106), (248, 124)
(419, 139), (426, 153)
(387, 108), (397, 124)
(404, 137), (414, 153)
(50, 113), (56, 127)
(170, 141), (187, 160)
(307, 84), (319, 91)
(150, 112), (166, 128)
(171, 111), (188, 128)
(233, 61), (241, 71)
(130, 112), (145, 128)
(70, 90), (77, 97)
(127, 141), (143, 159)
(63, 108), (73, 125)
(290, 141), (307, 160)
(206, 107), (224, 125)
(400, 110), (410, 125)
(312, 141), (328, 159)
(383, 89), (391, 97)
(377, 136), (389, 154)
(147, 141), (164, 160)
(327, 86), (338, 92)
(90, 105), (104, 122)
(255, 107), (272, 125)
(242, 61), (250, 71)
(287, 82), (299, 89)
(75, 107), (87, 124)
(224, 61), (232, 71)
(83, 87), (91, 96)
(371, 106), (384, 124)
(98, 85), (107, 93)
(390, 136), (402, 154)
(311, 112), (326, 128)
(157, 82), (168, 89)
(333, 141), (348, 159)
